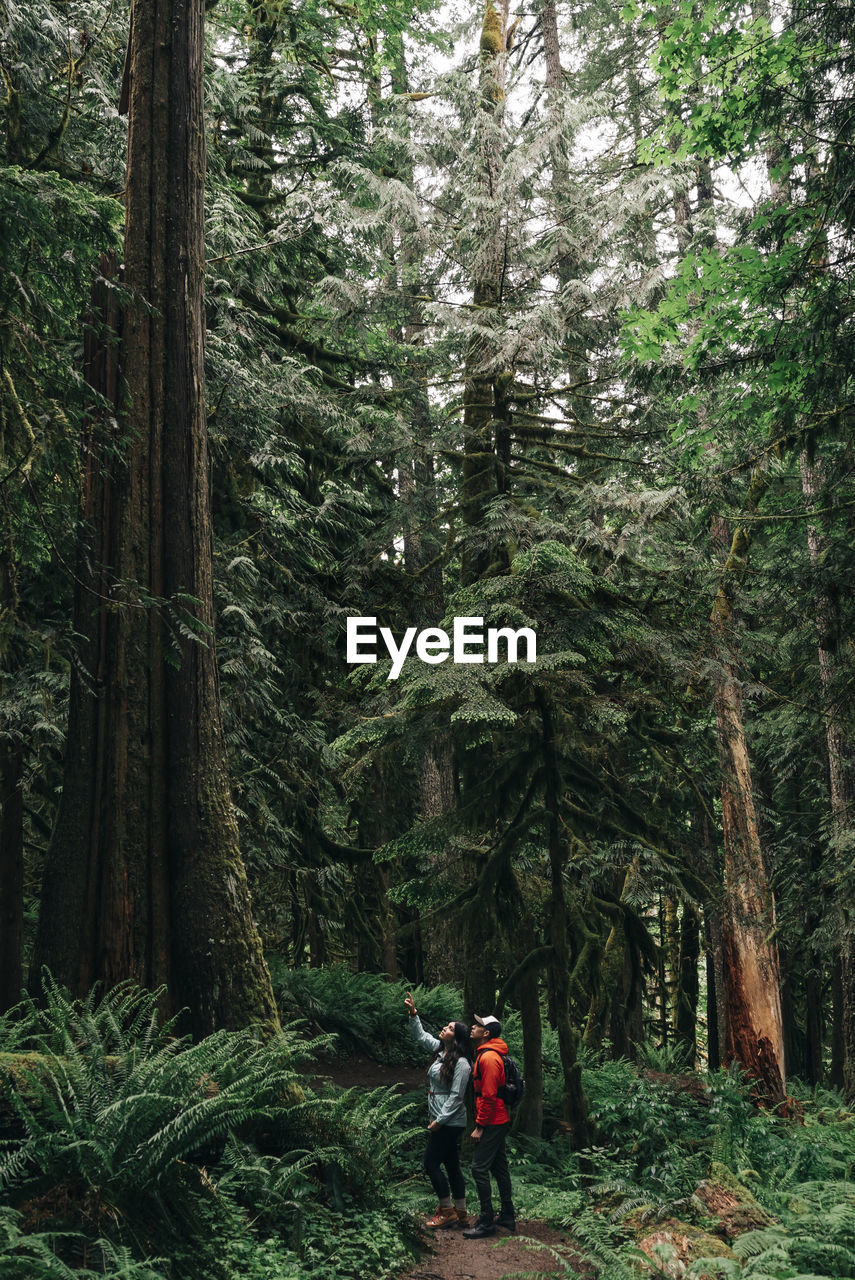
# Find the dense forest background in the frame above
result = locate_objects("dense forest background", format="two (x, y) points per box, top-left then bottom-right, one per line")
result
(1, 0), (855, 1275)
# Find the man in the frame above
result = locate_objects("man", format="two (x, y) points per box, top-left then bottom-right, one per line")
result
(462, 1013), (516, 1238)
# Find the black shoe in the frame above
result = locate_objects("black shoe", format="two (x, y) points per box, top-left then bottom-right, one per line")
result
(463, 1216), (496, 1239)
(495, 1213), (516, 1233)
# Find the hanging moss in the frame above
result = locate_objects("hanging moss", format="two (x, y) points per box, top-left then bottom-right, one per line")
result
(480, 3), (504, 57)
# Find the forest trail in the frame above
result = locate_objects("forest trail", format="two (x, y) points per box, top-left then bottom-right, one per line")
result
(314, 1058), (580, 1279)
(400, 1222), (580, 1280)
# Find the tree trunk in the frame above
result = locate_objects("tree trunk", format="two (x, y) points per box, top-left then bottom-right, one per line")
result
(0, 499), (24, 1012)
(459, 1), (511, 1013)
(706, 908), (728, 1070)
(663, 894), (680, 1031)
(705, 946), (720, 1071)
(658, 893), (669, 1048)
(378, 865), (399, 980)
(420, 739), (459, 986)
(801, 454), (855, 1097)
(463, 868), (497, 1020)
(584, 863), (642, 1060)
(711, 536), (785, 1100)
(0, 737), (23, 1011)
(460, 0), (509, 588)
(676, 904), (700, 1068)
(32, 0), (277, 1038)
(515, 963), (544, 1136)
(540, 695), (593, 1147)
(713, 674), (785, 1099)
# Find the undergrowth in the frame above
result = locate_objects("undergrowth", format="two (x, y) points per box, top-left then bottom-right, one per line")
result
(270, 961), (467, 1064)
(0, 981), (419, 1280)
(507, 1058), (855, 1280)
(3, 972), (855, 1280)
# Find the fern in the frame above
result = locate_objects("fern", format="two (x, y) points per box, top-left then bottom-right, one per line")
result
(0, 982), (416, 1278)
(0, 1206), (164, 1279)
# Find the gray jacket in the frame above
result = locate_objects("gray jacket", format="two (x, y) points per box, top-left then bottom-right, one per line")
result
(408, 1015), (471, 1127)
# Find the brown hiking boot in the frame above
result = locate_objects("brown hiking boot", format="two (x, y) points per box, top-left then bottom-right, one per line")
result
(455, 1208), (470, 1227)
(425, 1206), (459, 1229)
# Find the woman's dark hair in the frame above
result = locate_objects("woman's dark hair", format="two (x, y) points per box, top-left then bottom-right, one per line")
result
(438, 1022), (474, 1084)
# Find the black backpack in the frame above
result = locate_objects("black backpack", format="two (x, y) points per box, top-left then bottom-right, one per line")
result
(479, 1047), (526, 1108)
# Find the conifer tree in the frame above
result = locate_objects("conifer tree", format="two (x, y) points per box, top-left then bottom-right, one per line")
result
(31, 0), (278, 1037)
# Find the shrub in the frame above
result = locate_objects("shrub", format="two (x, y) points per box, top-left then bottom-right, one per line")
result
(270, 962), (464, 1064)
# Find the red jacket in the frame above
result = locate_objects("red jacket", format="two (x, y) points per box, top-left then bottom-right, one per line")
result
(473, 1038), (510, 1126)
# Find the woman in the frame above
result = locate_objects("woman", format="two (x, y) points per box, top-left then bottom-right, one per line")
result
(404, 991), (473, 1228)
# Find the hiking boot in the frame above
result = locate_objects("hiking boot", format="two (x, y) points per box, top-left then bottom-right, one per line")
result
(463, 1215), (496, 1239)
(495, 1211), (516, 1233)
(425, 1206), (458, 1229)
(455, 1208), (470, 1227)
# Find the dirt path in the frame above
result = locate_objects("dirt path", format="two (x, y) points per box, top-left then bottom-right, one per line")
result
(310, 1058), (582, 1277)
(310, 1055), (427, 1094)
(401, 1222), (581, 1279)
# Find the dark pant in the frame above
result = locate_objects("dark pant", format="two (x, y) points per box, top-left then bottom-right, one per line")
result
(471, 1122), (513, 1218)
(424, 1125), (466, 1200)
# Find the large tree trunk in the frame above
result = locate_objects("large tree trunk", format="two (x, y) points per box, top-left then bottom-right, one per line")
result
(711, 525), (785, 1102)
(714, 674), (784, 1102)
(32, 0), (277, 1038)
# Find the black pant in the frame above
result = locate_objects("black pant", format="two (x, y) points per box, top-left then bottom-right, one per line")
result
(471, 1122), (513, 1217)
(424, 1125), (466, 1200)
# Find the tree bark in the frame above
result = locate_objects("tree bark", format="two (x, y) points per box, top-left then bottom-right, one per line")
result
(711, 525), (785, 1101)
(706, 907), (728, 1071)
(705, 945), (720, 1071)
(31, 0), (278, 1038)
(675, 904), (699, 1068)
(663, 893), (680, 1031)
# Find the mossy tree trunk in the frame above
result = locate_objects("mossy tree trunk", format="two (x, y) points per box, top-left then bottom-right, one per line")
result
(31, 0), (278, 1038)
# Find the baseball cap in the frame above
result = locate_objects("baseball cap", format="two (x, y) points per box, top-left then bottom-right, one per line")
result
(474, 1014), (502, 1034)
